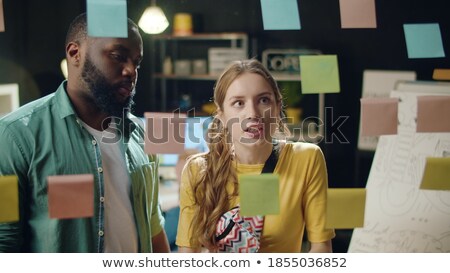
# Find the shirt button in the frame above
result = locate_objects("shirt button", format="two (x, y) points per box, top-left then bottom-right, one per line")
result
(98, 230), (104, 236)
(100, 197), (105, 203)
(92, 140), (97, 145)
(98, 167), (103, 173)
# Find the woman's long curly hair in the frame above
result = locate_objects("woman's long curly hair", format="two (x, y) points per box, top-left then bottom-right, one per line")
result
(187, 59), (288, 250)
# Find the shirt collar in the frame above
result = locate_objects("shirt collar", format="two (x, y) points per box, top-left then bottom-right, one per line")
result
(54, 81), (76, 120)
(54, 80), (137, 136)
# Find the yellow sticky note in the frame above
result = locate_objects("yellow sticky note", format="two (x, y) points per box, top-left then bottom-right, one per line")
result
(432, 69), (450, 80)
(326, 188), (366, 229)
(0, 176), (19, 223)
(300, 55), (340, 94)
(239, 174), (279, 216)
(420, 157), (450, 191)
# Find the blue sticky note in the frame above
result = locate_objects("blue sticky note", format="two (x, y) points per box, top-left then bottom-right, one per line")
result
(403, 23), (445, 59)
(260, 0), (301, 30)
(87, 0), (128, 38)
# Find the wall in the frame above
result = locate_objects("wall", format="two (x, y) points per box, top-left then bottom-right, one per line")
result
(1, 0), (449, 190)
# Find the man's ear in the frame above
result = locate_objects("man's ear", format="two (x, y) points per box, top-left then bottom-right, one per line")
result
(66, 42), (81, 66)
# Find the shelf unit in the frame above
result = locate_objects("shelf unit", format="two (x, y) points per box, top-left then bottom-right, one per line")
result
(150, 33), (324, 140)
(150, 33), (249, 111)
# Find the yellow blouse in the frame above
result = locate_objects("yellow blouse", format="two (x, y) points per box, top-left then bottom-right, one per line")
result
(176, 142), (335, 252)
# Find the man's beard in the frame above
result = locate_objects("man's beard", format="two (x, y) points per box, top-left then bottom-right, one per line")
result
(80, 55), (135, 118)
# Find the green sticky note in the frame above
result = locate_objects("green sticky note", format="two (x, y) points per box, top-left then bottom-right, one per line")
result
(403, 23), (445, 59)
(239, 174), (279, 216)
(326, 188), (366, 229)
(300, 55), (340, 94)
(87, 0), (128, 38)
(420, 157), (450, 191)
(0, 176), (19, 223)
(260, 0), (301, 30)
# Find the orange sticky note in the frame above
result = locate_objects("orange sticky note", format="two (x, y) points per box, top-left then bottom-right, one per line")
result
(144, 112), (187, 154)
(0, 0), (5, 32)
(416, 96), (450, 132)
(360, 98), (398, 136)
(339, 0), (377, 29)
(47, 174), (94, 219)
(432, 69), (450, 80)
(0, 176), (19, 223)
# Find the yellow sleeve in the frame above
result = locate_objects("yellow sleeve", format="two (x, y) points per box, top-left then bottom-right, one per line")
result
(175, 157), (201, 247)
(150, 155), (165, 237)
(302, 145), (335, 243)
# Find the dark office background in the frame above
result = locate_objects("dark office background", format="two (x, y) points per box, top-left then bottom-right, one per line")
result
(1, 0), (449, 252)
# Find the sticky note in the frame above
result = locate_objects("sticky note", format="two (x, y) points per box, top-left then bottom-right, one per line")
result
(260, 0), (301, 30)
(87, 0), (128, 38)
(416, 96), (450, 132)
(326, 188), (366, 229)
(300, 55), (340, 94)
(144, 112), (187, 154)
(339, 0), (377, 29)
(432, 69), (450, 81)
(0, 0), (5, 32)
(360, 98), (398, 136)
(403, 23), (445, 59)
(239, 174), (279, 216)
(47, 174), (94, 219)
(420, 157), (450, 191)
(0, 176), (19, 223)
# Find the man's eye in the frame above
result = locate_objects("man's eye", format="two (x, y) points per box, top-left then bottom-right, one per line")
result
(111, 53), (126, 62)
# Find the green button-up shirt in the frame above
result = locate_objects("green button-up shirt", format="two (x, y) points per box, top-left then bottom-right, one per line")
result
(0, 82), (164, 252)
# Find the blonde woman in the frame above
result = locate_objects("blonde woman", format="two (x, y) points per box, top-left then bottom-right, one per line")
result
(176, 59), (335, 252)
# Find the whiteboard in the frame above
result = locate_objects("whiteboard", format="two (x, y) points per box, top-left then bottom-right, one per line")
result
(357, 70), (416, 151)
(349, 81), (450, 252)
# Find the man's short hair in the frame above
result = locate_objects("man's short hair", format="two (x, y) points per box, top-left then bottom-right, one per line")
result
(65, 13), (141, 47)
(65, 13), (87, 47)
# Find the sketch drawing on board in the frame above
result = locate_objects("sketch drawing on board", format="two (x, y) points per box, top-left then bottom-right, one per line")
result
(349, 81), (450, 253)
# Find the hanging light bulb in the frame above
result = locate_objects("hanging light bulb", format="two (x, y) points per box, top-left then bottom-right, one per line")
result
(138, 1), (169, 34)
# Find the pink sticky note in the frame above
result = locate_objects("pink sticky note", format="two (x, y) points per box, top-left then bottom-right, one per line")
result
(144, 112), (187, 154)
(47, 174), (94, 219)
(417, 96), (450, 132)
(339, 0), (377, 29)
(1, 0), (5, 32)
(360, 98), (398, 136)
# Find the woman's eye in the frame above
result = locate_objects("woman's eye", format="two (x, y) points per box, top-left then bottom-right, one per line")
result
(260, 97), (271, 104)
(232, 101), (244, 107)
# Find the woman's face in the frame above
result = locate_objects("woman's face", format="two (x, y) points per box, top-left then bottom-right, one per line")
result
(219, 72), (280, 148)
